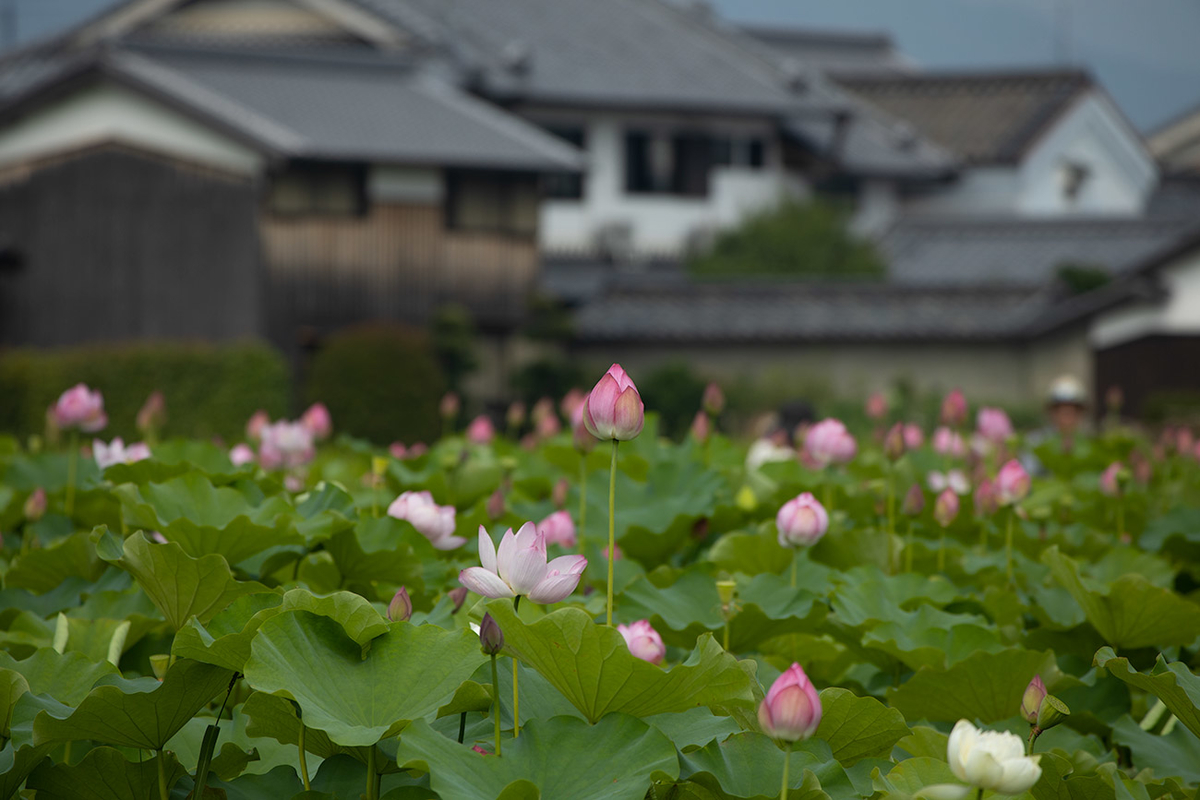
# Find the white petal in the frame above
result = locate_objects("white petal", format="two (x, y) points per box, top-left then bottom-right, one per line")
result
(458, 567), (514, 599)
(478, 526), (498, 573)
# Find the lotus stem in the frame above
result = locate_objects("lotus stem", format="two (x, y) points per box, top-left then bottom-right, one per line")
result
(65, 430), (79, 517)
(790, 556), (797, 589)
(366, 743), (378, 800)
(607, 439), (618, 626)
(905, 521), (914, 573)
(512, 595), (520, 738)
(779, 741), (791, 800)
(1005, 510), (1014, 584)
(458, 711), (467, 744)
(491, 654), (502, 756)
(1116, 496), (1125, 539)
(1027, 726), (1039, 756)
(937, 529), (946, 573)
(886, 469), (896, 574)
(298, 723), (311, 790)
(578, 458), (587, 556)
(157, 749), (168, 800)
(724, 618), (731, 651)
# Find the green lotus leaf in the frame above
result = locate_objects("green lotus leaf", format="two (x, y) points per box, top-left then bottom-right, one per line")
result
(707, 529), (792, 576)
(0, 672), (27, 740)
(815, 688), (910, 766)
(32, 658), (234, 749)
(0, 741), (57, 800)
(644, 706), (741, 751)
(1110, 716), (1200, 785)
(26, 747), (186, 800)
(888, 648), (1059, 724)
(243, 611), (486, 746)
(437, 681), (494, 718)
(1044, 547), (1200, 649)
(165, 716), (261, 783)
(485, 600), (755, 724)
(4, 530), (105, 594)
(871, 757), (959, 799)
(293, 482), (358, 543)
(94, 528), (267, 629)
(831, 569), (958, 630)
(678, 732), (837, 800)
(395, 713), (678, 800)
(861, 606), (1003, 671)
(173, 592), (285, 672)
(3, 451), (100, 493)
(241, 690), (348, 762)
(324, 519), (425, 595)
(1095, 648), (1200, 740)
(0, 649), (118, 705)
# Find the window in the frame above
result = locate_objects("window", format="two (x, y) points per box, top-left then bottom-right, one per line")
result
(711, 136), (766, 169)
(445, 170), (539, 236)
(625, 130), (711, 197)
(267, 162), (367, 216)
(543, 126), (587, 200)
(1060, 161), (1091, 204)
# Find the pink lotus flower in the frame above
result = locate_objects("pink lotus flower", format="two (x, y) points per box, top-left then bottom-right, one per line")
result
(690, 411), (710, 443)
(602, 544), (623, 560)
(552, 478), (569, 509)
(582, 364), (644, 441)
(977, 407), (1014, 444)
(996, 459), (1031, 506)
(560, 389), (586, 421)
(941, 389), (968, 427)
(933, 489), (959, 528)
(758, 663), (822, 742)
(928, 469), (969, 495)
(387, 587), (412, 622)
(458, 523), (587, 603)
(536, 414), (561, 439)
(804, 419), (856, 467)
(903, 424), (924, 450)
(506, 401), (527, 429)
(53, 384), (107, 433)
(486, 489), (506, 520)
(136, 391), (166, 435)
(440, 392), (461, 420)
(1021, 675), (1047, 723)
(388, 490), (464, 550)
(93, 438), (151, 469)
(537, 510), (577, 547)
(389, 442), (407, 459)
(618, 620), (666, 665)
(24, 488), (46, 522)
(932, 426), (966, 457)
(301, 403), (332, 440)
(245, 410), (270, 442)
(974, 478), (1000, 517)
(1099, 462), (1123, 497)
(467, 415), (496, 444)
(884, 423), (906, 461)
(229, 443), (256, 467)
(703, 383), (725, 416)
(407, 443), (428, 458)
(902, 483), (925, 516)
(776, 493), (829, 547)
(866, 391), (888, 421)
(1178, 428), (1195, 455)
(259, 421), (315, 470)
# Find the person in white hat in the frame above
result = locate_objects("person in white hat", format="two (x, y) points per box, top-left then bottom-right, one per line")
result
(1046, 375), (1088, 452)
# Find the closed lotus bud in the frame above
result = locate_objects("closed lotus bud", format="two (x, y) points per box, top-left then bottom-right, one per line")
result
(467, 415), (495, 444)
(300, 402), (332, 441)
(758, 663), (822, 742)
(977, 407), (1014, 444)
(478, 612), (504, 655)
(486, 489), (506, 520)
(536, 510), (577, 547)
(702, 382), (725, 416)
(552, 478), (569, 509)
(387, 587), (412, 622)
(1099, 462), (1124, 497)
(933, 426), (966, 457)
(389, 442), (407, 459)
(804, 418), (856, 467)
(617, 619), (666, 665)
(690, 411), (710, 443)
(448, 586), (468, 613)
(246, 410), (270, 442)
(507, 401), (527, 430)
(1036, 695), (1070, 731)
(974, 478), (1000, 517)
(582, 363), (644, 441)
(716, 579), (736, 608)
(1021, 675), (1046, 723)
(531, 397), (556, 426)
(149, 654), (171, 681)
(136, 391), (167, 436)
(884, 423), (906, 461)
(940, 389), (968, 428)
(560, 389), (585, 421)
(440, 392), (461, 420)
(24, 488), (46, 522)
(902, 483), (924, 517)
(934, 489), (959, 528)
(996, 459), (1031, 505)
(866, 391), (888, 421)
(903, 423), (924, 450)
(775, 493), (829, 547)
(53, 383), (108, 433)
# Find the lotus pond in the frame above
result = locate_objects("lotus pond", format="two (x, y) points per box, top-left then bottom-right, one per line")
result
(2, 382), (1200, 800)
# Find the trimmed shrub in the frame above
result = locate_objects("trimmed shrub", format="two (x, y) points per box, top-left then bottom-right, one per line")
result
(0, 340), (290, 441)
(306, 324), (445, 445)
(638, 362), (707, 440)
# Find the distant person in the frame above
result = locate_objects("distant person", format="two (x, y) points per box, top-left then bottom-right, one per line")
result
(1022, 375), (1090, 476)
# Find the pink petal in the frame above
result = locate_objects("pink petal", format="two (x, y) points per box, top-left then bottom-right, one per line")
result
(459, 567), (515, 599)
(478, 526), (498, 573)
(504, 539), (549, 596)
(545, 555), (587, 575)
(527, 571), (583, 604)
(495, 526), (519, 578)
(432, 534), (467, 551)
(612, 387), (644, 440)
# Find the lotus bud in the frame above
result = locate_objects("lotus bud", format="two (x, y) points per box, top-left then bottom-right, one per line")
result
(903, 423), (924, 450)
(757, 663), (822, 742)
(531, 397), (555, 426)
(618, 619), (666, 665)
(884, 423), (906, 461)
(974, 478), (1000, 517)
(932, 426), (966, 457)
(389, 442), (407, 459)
(582, 363), (644, 441)
(804, 418), (856, 467)
(53, 384), (108, 433)
(977, 407), (1014, 444)
(902, 483), (924, 517)
(408, 443), (428, 458)
(1099, 462), (1126, 497)
(690, 411), (710, 443)
(467, 415), (496, 444)
(229, 443), (256, 467)
(24, 488), (46, 522)
(471, 745), (490, 755)
(702, 382), (725, 416)
(388, 587), (412, 622)
(1020, 675), (1046, 723)
(300, 402), (333, 441)
(775, 493), (829, 548)
(552, 478), (569, 509)
(1036, 695), (1070, 731)
(940, 389), (968, 427)
(448, 587), (468, 613)
(933, 489), (959, 528)
(602, 543), (622, 561)
(536, 510), (576, 547)
(866, 391), (888, 421)
(440, 392), (461, 420)
(996, 459), (1031, 505)
(246, 410), (270, 442)
(149, 654), (171, 681)
(736, 485), (757, 511)
(486, 489), (506, 520)
(506, 401), (527, 430)
(716, 579), (736, 608)
(478, 612), (504, 655)
(136, 391), (166, 436)
(560, 389), (585, 420)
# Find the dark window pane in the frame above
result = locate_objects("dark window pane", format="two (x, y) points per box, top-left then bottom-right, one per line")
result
(747, 138), (765, 169)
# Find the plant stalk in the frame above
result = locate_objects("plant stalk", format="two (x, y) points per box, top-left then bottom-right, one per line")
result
(298, 724), (311, 790)
(512, 594), (520, 738)
(779, 741), (791, 800)
(458, 712), (467, 744)
(65, 430), (79, 517)
(491, 654), (502, 756)
(1005, 510), (1015, 584)
(579, 458), (588, 555)
(366, 744), (377, 800)
(607, 439), (618, 626)
(905, 521), (914, 573)
(157, 749), (168, 800)
(886, 469), (896, 574)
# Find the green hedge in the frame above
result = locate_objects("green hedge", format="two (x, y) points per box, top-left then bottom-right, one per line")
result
(0, 340), (290, 441)
(306, 323), (446, 445)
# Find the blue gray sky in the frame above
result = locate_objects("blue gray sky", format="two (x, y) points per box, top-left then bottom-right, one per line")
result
(4, 0), (1198, 131)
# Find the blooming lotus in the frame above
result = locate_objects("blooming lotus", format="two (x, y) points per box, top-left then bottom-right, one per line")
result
(977, 407), (1014, 444)
(459, 523), (587, 603)
(93, 438), (151, 469)
(776, 493), (829, 547)
(618, 619), (666, 665)
(53, 384), (107, 433)
(1099, 462), (1123, 497)
(582, 363), (644, 441)
(245, 410), (270, 442)
(902, 483), (925, 516)
(932, 426), (966, 457)
(301, 402), (332, 440)
(903, 423), (924, 450)
(536, 510), (577, 547)
(258, 421), (315, 470)
(229, 444), (256, 467)
(941, 389), (968, 427)
(947, 720), (1041, 795)
(758, 663), (822, 742)
(388, 490), (464, 550)
(996, 459), (1031, 505)
(804, 419), (856, 467)
(934, 489), (960, 528)
(928, 469), (969, 495)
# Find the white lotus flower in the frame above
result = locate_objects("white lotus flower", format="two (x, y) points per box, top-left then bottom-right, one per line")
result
(947, 719), (1041, 796)
(459, 523), (586, 603)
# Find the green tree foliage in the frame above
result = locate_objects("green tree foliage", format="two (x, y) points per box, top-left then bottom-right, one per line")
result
(688, 200), (885, 279)
(430, 305), (479, 395)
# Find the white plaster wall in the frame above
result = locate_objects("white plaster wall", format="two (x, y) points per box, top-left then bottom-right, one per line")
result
(0, 82), (263, 175)
(849, 179), (901, 238)
(902, 167), (1022, 217)
(537, 111), (802, 257)
(1090, 246), (1200, 349)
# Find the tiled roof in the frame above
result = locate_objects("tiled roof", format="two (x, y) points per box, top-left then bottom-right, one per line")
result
(835, 71), (1093, 164)
(740, 25), (912, 76)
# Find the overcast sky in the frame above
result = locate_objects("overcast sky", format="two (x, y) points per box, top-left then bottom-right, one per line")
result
(4, 0), (1198, 131)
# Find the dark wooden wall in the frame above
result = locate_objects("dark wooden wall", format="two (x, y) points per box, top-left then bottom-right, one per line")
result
(1096, 334), (1200, 418)
(0, 145), (263, 346)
